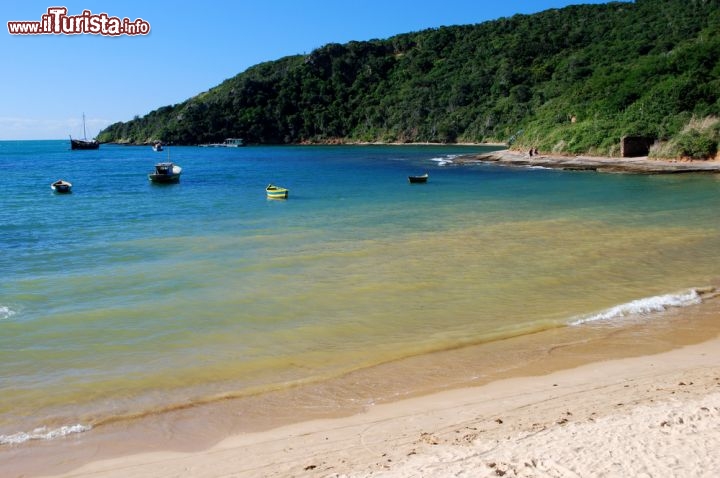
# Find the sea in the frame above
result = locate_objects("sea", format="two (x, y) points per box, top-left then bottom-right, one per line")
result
(1, 140), (720, 456)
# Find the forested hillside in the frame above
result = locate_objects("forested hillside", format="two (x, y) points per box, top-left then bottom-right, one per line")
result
(98, 0), (720, 158)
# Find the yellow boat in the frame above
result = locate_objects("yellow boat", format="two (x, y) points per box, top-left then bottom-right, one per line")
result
(266, 184), (288, 199)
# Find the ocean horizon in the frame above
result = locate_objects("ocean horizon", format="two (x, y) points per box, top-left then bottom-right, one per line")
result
(2, 140), (719, 448)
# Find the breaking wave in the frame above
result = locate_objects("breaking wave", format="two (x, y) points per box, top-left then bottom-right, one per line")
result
(0, 424), (92, 446)
(569, 288), (711, 326)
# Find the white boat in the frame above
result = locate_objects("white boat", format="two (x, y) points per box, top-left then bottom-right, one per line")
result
(266, 184), (288, 199)
(223, 138), (244, 147)
(51, 179), (72, 193)
(148, 162), (182, 183)
(152, 141), (164, 152)
(200, 138), (245, 147)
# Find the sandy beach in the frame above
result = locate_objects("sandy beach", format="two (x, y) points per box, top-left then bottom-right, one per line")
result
(459, 149), (720, 174)
(12, 333), (715, 478)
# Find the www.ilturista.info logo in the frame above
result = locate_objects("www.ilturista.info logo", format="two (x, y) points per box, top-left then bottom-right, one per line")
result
(7, 7), (150, 36)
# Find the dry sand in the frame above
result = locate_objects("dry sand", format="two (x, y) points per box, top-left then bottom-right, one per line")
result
(28, 336), (720, 478)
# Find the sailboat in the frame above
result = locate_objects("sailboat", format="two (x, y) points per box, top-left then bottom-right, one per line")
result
(70, 113), (99, 150)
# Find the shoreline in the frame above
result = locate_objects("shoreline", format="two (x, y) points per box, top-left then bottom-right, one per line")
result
(4, 292), (719, 477)
(19, 334), (720, 478)
(101, 140), (507, 147)
(458, 149), (720, 174)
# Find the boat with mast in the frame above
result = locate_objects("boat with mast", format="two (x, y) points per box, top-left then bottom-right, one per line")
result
(70, 113), (99, 150)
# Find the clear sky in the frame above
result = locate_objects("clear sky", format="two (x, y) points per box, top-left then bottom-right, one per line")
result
(2, 0), (616, 140)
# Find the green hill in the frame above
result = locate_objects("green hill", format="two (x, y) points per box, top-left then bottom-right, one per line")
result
(98, 0), (720, 158)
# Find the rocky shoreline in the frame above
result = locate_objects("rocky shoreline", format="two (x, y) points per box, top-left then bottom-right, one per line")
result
(459, 149), (720, 174)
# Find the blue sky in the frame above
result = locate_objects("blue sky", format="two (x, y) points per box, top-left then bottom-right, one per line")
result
(2, 0), (616, 140)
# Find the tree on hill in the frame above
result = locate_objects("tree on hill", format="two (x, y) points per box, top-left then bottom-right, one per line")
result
(97, 0), (720, 158)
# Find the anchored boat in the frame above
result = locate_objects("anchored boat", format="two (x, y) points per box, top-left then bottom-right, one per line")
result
(408, 173), (429, 183)
(51, 179), (72, 193)
(266, 184), (288, 199)
(69, 113), (99, 150)
(148, 162), (182, 183)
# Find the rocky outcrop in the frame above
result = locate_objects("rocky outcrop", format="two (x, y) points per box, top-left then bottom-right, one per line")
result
(459, 150), (720, 174)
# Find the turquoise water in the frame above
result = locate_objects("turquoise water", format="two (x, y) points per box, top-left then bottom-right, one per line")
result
(1, 140), (720, 444)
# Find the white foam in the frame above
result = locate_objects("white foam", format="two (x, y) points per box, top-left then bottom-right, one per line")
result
(569, 289), (703, 326)
(0, 306), (15, 320)
(527, 165), (552, 170)
(0, 424), (92, 445)
(429, 154), (458, 166)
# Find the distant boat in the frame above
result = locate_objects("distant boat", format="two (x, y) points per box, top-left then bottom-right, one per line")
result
(148, 162), (182, 183)
(200, 138), (245, 147)
(51, 179), (72, 193)
(70, 113), (99, 150)
(408, 173), (429, 183)
(70, 137), (99, 150)
(152, 141), (163, 152)
(266, 184), (288, 199)
(223, 138), (244, 147)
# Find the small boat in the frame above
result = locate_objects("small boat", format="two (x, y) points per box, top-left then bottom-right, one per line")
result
(70, 113), (99, 150)
(266, 184), (288, 199)
(51, 179), (72, 193)
(408, 173), (429, 183)
(148, 162), (182, 183)
(152, 141), (164, 152)
(223, 138), (244, 147)
(200, 138), (245, 148)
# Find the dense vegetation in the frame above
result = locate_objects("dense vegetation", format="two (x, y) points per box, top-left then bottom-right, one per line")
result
(98, 0), (720, 158)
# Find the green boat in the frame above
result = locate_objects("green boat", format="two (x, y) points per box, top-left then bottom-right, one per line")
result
(266, 184), (288, 199)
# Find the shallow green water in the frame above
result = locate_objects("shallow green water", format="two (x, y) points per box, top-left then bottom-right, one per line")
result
(1, 141), (719, 443)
